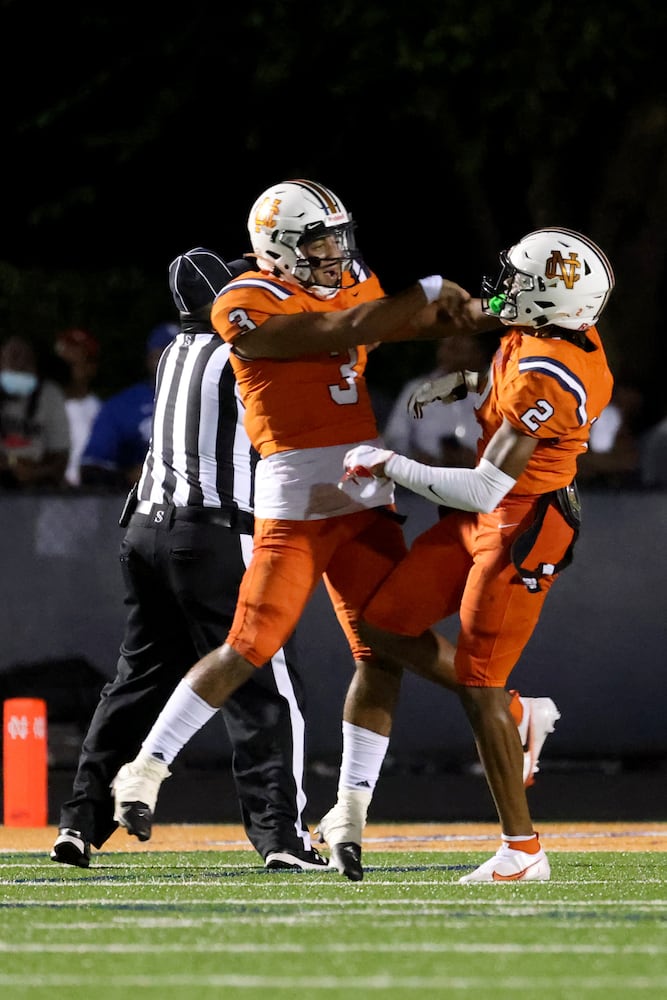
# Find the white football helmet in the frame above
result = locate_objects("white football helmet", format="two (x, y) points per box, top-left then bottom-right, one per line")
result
(247, 179), (360, 291)
(482, 227), (615, 331)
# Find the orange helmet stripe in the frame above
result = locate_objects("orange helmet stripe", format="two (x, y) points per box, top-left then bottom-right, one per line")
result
(289, 179), (344, 217)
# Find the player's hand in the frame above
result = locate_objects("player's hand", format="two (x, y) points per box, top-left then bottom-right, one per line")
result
(340, 445), (395, 483)
(460, 297), (502, 330)
(436, 280), (472, 325)
(407, 371), (467, 419)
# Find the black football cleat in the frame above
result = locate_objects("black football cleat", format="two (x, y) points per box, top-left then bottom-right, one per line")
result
(331, 841), (363, 881)
(111, 756), (171, 841)
(114, 801), (153, 842)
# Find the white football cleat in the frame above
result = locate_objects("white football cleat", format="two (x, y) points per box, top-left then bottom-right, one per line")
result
(315, 788), (371, 882)
(315, 787), (371, 846)
(518, 696), (561, 786)
(459, 841), (551, 884)
(111, 753), (171, 842)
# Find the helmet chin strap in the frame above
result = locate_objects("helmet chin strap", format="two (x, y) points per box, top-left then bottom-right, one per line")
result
(305, 283), (341, 300)
(294, 256), (345, 298)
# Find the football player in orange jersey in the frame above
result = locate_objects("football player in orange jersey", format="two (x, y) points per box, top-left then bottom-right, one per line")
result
(111, 180), (557, 880)
(339, 228), (615, 882)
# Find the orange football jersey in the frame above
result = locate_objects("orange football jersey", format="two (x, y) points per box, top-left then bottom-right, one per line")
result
(476, 325), (614, 494)
(210, 268), (384, 457)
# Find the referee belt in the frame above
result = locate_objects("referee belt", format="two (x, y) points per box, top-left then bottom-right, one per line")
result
(133, 500), (254, 535)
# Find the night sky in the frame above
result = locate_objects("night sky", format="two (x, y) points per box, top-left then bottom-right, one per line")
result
(4, 2), (665, 409)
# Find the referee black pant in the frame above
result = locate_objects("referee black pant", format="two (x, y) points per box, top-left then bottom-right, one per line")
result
(59, 504), (311, 860)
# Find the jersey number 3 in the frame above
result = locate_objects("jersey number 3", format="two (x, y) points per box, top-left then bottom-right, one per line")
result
(329, 348), (360, 405)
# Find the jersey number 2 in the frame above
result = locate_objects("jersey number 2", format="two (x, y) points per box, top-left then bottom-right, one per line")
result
(520, 398), (554, 431)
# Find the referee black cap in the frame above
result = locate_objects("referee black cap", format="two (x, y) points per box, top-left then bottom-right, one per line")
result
(168, 247), (250, 314)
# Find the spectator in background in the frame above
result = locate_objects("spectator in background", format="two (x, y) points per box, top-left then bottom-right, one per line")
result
(53, 327), (103, 488)
(383, 333), (500, 469)
(576, 381), (645, 489)
(0, 335), (70, 490)
(80, 323), (178, 490)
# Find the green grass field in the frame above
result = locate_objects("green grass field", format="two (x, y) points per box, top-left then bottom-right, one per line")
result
(1, 847), (666, 999)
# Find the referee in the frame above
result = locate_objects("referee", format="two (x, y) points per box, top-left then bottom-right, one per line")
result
(51, 247), (327, 871)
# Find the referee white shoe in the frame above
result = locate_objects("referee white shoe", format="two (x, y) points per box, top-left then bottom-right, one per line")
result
(50, 828), (91, 868)
(265, 847), (330, 871)
(111, 753), (171, 842)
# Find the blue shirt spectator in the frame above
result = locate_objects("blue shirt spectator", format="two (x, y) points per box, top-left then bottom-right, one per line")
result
(80, 323), (177, 490)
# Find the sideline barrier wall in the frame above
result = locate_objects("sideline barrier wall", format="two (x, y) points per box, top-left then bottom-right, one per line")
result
(1, 489), (665, 763)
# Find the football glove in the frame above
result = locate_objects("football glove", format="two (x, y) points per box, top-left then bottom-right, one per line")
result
(340, 445), (395, 483)
(407, 370), (479, 419)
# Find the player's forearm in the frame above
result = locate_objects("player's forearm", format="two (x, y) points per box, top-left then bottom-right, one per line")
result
(385, 454), (516, 513)
(234, 279), (472, 360)
(413, 298), (502, 340)
(340, 285), (442, 346)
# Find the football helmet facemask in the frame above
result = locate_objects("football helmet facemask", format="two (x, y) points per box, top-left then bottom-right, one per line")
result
(481, 227), (615, 331)
(247, 179), (361, 295)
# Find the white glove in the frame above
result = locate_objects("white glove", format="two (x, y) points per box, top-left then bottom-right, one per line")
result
(407, 370), (479, 419)
(340, 445), (395, 484)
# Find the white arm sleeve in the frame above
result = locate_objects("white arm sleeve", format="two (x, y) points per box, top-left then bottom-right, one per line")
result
(384, 454), (516, 513)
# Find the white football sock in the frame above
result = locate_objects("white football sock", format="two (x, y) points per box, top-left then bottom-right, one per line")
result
(338, 721), (389, 793)
(141, 679), (218, 764)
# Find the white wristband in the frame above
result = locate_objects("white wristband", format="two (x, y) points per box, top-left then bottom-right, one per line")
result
(418, 275), (444, 304)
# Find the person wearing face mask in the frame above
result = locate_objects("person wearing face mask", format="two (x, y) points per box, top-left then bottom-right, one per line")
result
(0, 335), (70, 489)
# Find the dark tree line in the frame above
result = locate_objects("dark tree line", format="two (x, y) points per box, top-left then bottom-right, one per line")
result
(2, 0), (665, 420)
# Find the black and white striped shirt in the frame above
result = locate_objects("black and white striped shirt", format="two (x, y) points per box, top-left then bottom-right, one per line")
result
(137, 330), (255, 512)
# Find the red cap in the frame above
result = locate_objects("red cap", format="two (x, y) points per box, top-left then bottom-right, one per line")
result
(55, 328), (100, 359)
